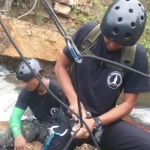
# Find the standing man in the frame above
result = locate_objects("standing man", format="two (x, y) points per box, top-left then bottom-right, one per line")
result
(55, 0), (150, 149)
(0, 58), (64, 150)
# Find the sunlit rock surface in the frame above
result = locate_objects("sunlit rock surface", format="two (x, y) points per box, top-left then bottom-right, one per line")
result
(0, 15), (65, 61)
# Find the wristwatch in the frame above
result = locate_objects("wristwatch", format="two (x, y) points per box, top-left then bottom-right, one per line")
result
(93, 117), (103, 131)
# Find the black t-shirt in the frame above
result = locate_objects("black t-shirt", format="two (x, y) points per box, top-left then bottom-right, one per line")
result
(15, 80), (61, 122)
(63, 22), (150, 116)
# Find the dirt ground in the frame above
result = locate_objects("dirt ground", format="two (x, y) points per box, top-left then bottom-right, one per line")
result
(0, 116), (149, 150)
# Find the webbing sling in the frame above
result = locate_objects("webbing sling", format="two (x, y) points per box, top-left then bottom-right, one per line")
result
(69, 24), (136, 77)
(32, 119), (40, 140)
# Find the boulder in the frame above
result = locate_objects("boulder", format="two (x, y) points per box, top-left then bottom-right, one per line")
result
(54, 0), (74, 6)
(0, 15), (66, 62)
(54, 2), (71, 17)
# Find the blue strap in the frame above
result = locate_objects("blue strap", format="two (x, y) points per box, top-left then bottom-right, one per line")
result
(43, 134), (54, 150)
(43, 127), (68, 150)
(55, 132), (64, 136)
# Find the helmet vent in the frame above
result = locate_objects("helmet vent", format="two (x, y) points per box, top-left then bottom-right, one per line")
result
(131, 22), (135, 28)
(125, 33), (131, 39)
(138, 3), (141, 6)
(129, 9), (133, 13)
(112, 27), (119, 35)
(141, 15), (144, 21)
(100, 0), (146, 46)
(118, 17), (122, 22)
(19, 71), (23, 76)
(22, 66), (24, 69)
(115, 6), (120, 10)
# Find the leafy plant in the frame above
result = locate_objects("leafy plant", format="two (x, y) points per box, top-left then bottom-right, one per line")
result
(139, 11), (150, 60)
(0, 0), (5, 8)
(33, 11), (45, 26)
(16, 0), (27, 10)
(8, 8), (17, 18)
(93, 0), (100, 9)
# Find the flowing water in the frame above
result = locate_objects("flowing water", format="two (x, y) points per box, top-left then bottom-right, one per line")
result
(0, 64), (150, 127)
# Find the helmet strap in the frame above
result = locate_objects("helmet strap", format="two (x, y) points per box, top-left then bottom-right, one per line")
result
(34, 80), (41, 91)
(34, 73), (42, 91)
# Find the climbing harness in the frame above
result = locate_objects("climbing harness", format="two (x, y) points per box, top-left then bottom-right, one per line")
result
(42, 125), (68, 150)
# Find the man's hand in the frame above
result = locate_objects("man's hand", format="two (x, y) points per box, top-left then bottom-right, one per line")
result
(14, 134), (27, 150)
(71, 118), (95, 138)
(69, 101), (87, 121)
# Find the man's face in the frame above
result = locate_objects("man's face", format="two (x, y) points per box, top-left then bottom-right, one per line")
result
(23, 78), (39, 91)
(104, 36), (125, 51)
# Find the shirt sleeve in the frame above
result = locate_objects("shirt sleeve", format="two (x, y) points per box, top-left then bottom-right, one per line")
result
(49, 80), (61, 99)
(15, 88), (30, 110)
(124, 44), (150, 93)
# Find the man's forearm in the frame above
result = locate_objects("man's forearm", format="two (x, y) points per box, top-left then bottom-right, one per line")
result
(55, 64), (77, 104)
(99, 93), (138, 125)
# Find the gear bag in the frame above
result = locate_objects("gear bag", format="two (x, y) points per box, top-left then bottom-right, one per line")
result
(69, 24), (136, 78)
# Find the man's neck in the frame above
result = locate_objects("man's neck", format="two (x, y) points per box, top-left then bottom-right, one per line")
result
(37, 78), (50, 95)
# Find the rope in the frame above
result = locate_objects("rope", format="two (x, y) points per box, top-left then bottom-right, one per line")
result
(43, 134), (54, 150)
(0, 18), (100, 150)
(38, 1), (101, 149)
(39, 0), (67, 37)
(79, 55), (150, 79)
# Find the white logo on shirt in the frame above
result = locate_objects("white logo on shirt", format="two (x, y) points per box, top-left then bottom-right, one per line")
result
(50, 107), (59, 115)
(107, 71), (122, 89)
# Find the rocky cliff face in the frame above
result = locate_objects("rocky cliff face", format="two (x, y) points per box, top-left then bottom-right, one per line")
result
(0, 15), (67, 72)
(0, 0), (99, 71)
(0, 15), (65, 61)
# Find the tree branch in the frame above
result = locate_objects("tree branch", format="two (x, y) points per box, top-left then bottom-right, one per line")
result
(17, 0), (38, 19)
(1, 0), (14, 16)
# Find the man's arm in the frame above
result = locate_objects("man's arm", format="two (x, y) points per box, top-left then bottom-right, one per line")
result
(55, 53), (86, 119)
(9, 107), (28, 150)
(72, 93), (138, 138)
(99, 93), (138, 125)
(55, 53), (76, 105)
(9, 107), (25, 138)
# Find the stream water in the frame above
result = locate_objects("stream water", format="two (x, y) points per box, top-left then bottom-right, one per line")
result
(0, 64), (150, 127)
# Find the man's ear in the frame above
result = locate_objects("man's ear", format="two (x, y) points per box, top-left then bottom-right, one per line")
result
(37, 73), (42, 79)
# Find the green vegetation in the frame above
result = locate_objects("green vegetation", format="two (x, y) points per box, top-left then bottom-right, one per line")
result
(8, 7), (18, 18)
(16, 0), (27, 10)
(33, 10), (45, 26)
(0, 0), (5, 8)
(139, 11), (150, 59)
(93, 0), (100, 9)
(70, 0), (104, 28)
